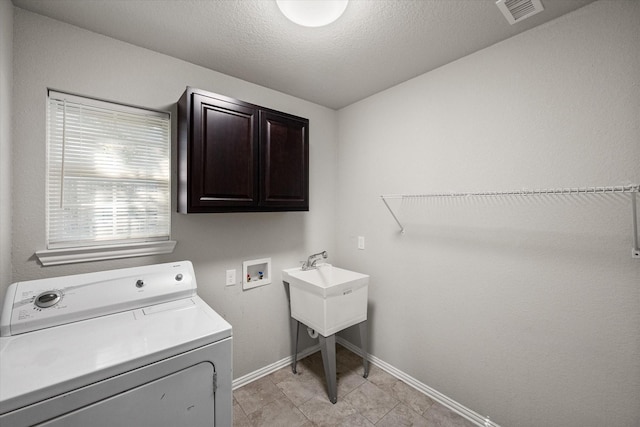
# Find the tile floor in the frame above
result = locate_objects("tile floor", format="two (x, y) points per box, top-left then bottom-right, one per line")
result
(233, 344), (476, 426)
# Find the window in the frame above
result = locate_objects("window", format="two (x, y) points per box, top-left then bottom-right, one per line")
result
(36, 90), (175, 266)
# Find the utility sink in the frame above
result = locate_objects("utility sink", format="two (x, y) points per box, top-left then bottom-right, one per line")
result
(283, 264), (369, 336)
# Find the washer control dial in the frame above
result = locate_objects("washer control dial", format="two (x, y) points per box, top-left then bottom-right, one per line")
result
(35, 290), (62, 308)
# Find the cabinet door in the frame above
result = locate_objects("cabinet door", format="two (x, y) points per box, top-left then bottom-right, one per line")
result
(260, 111), (309, 210)
(190, 93), (259, 210)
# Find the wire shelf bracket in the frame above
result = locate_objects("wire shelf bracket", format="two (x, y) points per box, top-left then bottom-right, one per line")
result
(381, 196), (406, 234)
(380, 184), (640, 258)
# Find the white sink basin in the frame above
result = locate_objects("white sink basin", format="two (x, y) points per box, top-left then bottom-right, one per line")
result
(283, 264), (369, 336)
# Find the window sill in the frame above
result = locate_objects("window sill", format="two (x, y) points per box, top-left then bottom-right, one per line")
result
(35, 241), (177, 266)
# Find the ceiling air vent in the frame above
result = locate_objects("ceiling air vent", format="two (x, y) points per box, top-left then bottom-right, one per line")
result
(496, 0), (544, 25)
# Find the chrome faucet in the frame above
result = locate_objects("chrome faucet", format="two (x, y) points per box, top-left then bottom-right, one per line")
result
(301, 251), (328, 271)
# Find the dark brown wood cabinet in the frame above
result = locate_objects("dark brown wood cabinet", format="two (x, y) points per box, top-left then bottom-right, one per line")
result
(178, 87), (309, 213)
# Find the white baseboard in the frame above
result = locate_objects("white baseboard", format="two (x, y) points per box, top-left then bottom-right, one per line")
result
(232, 338), (499, 427)
(232, 344), (320, 390)
(336, 337), (499, 427)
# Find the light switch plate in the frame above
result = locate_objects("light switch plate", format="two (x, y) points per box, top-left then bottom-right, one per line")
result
(226, 269), (236, 286)
(358, 236), (365, 250)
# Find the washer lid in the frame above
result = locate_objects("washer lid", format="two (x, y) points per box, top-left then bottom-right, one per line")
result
(1, 261), (197, 336)
(0, 295), (232, 415)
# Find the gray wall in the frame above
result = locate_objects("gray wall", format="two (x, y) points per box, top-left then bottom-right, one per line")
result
(0, 0), (12, 287)
(5, 1), (640, 426)
(9, 8), (338, 378)
(336, 2), (639, 426)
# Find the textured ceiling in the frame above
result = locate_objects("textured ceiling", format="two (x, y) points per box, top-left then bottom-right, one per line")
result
(12, 0), (596, 109)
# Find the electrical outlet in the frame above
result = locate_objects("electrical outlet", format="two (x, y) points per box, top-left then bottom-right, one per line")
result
(225, 269), (236, 286)
(357, 236), (365, 250)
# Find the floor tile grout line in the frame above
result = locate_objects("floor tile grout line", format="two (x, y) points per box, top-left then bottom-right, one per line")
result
(372, 399), (401, 426)
(232, 344), (321, 390)
(336, 338), (494, 426)
(234, 345), (476, 427)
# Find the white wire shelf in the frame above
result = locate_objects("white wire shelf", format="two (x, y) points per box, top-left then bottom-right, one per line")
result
(380, 184), (640, 258)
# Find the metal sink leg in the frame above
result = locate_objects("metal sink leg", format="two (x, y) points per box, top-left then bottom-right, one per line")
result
(290, 319), (368, 404)
(318, 333), (338, 404)
(292, 319), (300, 374)
(359, 320), (369, 378)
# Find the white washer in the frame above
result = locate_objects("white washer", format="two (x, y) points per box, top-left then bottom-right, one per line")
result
(0, 261), (232, 427)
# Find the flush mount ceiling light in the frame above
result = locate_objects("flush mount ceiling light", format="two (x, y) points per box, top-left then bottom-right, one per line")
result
(276, 0), (348, 27)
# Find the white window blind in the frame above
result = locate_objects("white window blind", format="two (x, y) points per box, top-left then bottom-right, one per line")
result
(46, 90), (171, 251)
